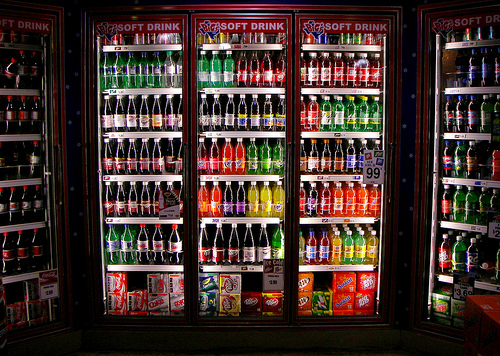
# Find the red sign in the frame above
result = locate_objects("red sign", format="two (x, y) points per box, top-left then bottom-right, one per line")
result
(301, 20), (389, 35)
(95, 20), (182, 36)
(197, 19), (287, 34)
(0, 16), (51, 34)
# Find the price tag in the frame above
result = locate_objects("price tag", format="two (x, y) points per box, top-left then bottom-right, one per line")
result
(488, 221), (500, 239)
(363, 150), (385, 184)
(263, 259), (284, 292)
(38, 269), (59, 301)
(453, 273), (474, 301)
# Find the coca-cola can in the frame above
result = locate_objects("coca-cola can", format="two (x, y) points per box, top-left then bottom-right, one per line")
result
(6, 302), (26, 325)
(128, 290), (148, 312)
(169, 273), (184, 294)
(148, 294), (169, 312)
(108, 292), (127, 311)
(107, 272), (127, 293)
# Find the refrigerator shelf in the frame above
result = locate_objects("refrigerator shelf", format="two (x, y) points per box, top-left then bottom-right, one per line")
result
(300, 217), (376, 224)
(444, 87), (500, 95)
(0, 178), (42, 188)
(104, 217), (183, 224)
(0, 89), (40, 96)
(444, 39), (500, 50)
(200, 265), (263, 272)
(301, 88), (380, 96)
(201, 43), (284, 51)
(201, 88), (285, 95)
(106, 264), (184, 272)
(0, 134), (42, 142)
(202, 131), (285, 138)
(301, 131), (381, 139)
(301, 44), (382, 52)
(103, 44), (183, 52)
(2, 271), (43, 285)
(200, 175), (281, 182)
(0, 221), (46, 234)
(103, 175), (183, 182)
(442, 133), (491, 141)
(441, 177), (500, 188)
(0, 42), (43, 51)
(299, 264), (375, 272)
(300, 174), (363, 182)
(439, 221), (487, 233)
(200, 217), (281, 225)
(437, 274), (500, 293)
(105, 132), (183, 139)
(102, 88), (182, 95)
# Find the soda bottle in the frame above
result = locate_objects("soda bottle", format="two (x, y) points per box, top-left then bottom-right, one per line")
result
(299, 139), (307, 173)
(8, 187), (21, 225)
(319, 182), (332, 217)
(198, 50), (209, 88)
(299, 182), (307, 217)
(223, 181), (234, 217)
(452, 235), (467, 272)
(333, 139), (344, 174)
(236, 51), (248, 87)
(212, 94), (223, 131)
(356, 183), (369, 216)
(319, 52), (332, 87)
(164, 94), (176, 131)
(271, 224), (285, 259)
(356, 53), (370, 88)
(495, 243), (500, 282)
(307, 138), (319, 173)
(345, 139), (357, 174)
(30, 96), (41, 134)
(345, 53), (357, 88)
(353, 229), (366, 264)
(478, 187), (491, 225)
(307, 182), (319, 217)
(208, 138), (220, 174)
(243, 223), (256, 265)
(357, 96), (370, 131)
(466, 141), (478, 178)
(441, 184), (452, 221)
(467, 95), (480, 133)
(137, 52), (149, 88)
(342, 230), (354, 264)
(101, 95), (113, 133)
(234, 181), (246, 218)
(272, 140), (285, 175)
(31, 228), (45, 270)
(320, 139), (332, 173)
(198, 182), (210, 217)
(465, 186), (478, 224)
(197, 138), (208, 174)
(126, 182), (138, 217)
(112, 138), (125, 175)
(261, 51), (273, 87)
(332, 52), (345, 88)
(443, 96), (454, 132)
(19, 185), (32, 223)
(210, 181), (223, 217)
(257, 223), (271, 263)
(307, 95), (319, 131)
(224, 94), (235, 130)
(126, 95), (138, 131)
(152, 138), (165, 174)
(101, 52), (113, 89)
(452, 185), (466, 223)
(249, 50), (261, 87)
(103, 182), (114, 217)
(442, 141), (453, 177)
(18, 96), (29, 134)
(366, 230), (379, 265)
(247, 181), (259, 217)
(168, 224), (183, 265)
(152, 182), (161, 217)
(223, 51), (235, 88)
(331, 96), (346, 131)
(480, 94), (493, 133)
(466, 237), (479, 274)
(138, 94), (150, 131)
(199, 93), (209, 131)
(262, 94), (274, 131)
(138, 138), (150, 174)
(250, 94), (261, 131)
(260, 181), (272, 217)
(198, 223), (211, 264)
(162, 51), (175, 88)
(140, 182), (151, 217)
(210, 50), (223, 88)
(332, 182), (344, 217)
(319, 96), (332, 131)
(151, 224), (165, 265)
(237, 94), (248, 131)
(307, 52), (319, 87)
(2, 232), (16, 274)
(299, 230), (306, 265)
(259, 138), (272, 175)
(124, 52), (137, 88)
(274, 52), (286, 88)
(300, 52), (307, 87)
(136, 224), (150, 265)
(369, 53), (382, 88)
(150, 51), (162, 88)
(468, 49), (481, 87)
(175, 51), (183, 88)
(344, 182), (357, 217)
(234, 138), (245, 174)
(455, 95), (467, 132)
(221, 138), (234, 174)
(105, 224), (120, 265)
(16, 230), (29, 273)
(305, 228), (318, 265)
(438, 234), (452, 273)
(453, 141), (466, 178)
(247, 138), (258, 174)
(227, 223), (240, 264)
(345, 96), (357, 131)
(32, 185), (43, 222)
(272, 181), (285, 218)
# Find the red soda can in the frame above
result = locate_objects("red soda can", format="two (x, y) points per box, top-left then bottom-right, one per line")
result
(111, 34), (122, 45)
(254, 32), (265, 44)
(134, 33), (145, 45)
(241, 32), (252, 44)
(277, 33), (286, 44)
(364, 33), (374, 45)
(304, 33), (315, 44)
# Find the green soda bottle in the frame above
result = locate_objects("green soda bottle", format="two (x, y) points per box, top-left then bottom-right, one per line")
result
(454, 141), (467, 178)
(319, 95), (332, 131)
(465, 186), (478, 225)
(137, 51), (149, 89)
(150, 51), (162, 88)
(480, 94), (493, 133)
(299, 230), (306, 265)
(247, 137), (259, 174)
(210, 50), (223, 88)
(357, 96), (370, 131)
(124, 52), (138, 89)
(345, 95), (357, 131)
(369, 96), (382, 132)
(331, 96), (345, 131)
(452, 236), (467, 272)
(112, 52), (126, 89)
(495, 242), (500, 283)
(101, 52), (113, 90)
(223, 50), (235, 87)
(342, 230), (354, 265)
(478, 187), (491, 225)
(452, 185), (466, 223)
(272, 139), (285, 175)
(120, 224), (136, 265)
(271, 224), (285, 259)
(353, 229), (366, 264)
(105, 224), (121, 265)
(197, 50), (210, 89)
(259, 138), (272, 174)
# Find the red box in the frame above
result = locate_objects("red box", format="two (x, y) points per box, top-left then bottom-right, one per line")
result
(129, 311), (148, 316)
(108, 292), (127, 312)
(479, 310), (500, 355)
(169, 273), (185, 294)
(128, 290), (148, 312)
(262, 292), (283, 313)
(220, 274), (241, 294)
(6, 302), (27, 325)
(298, 309), (313, 317)
(241, 291), (262, 314)
(298, 273), (314, 293)
(354, 309), (375, 316)
(465, 295), (500, 346)
(108, 310), (128, 316)
(298, 292), (313, 311)
(354, 292), (375, 310)
(334, 310), (354, 316)
(357, 272), (378, 292)
(332, 272), (356, 293)
(107, 272), (128, 293)
(333, 292), (354, 310)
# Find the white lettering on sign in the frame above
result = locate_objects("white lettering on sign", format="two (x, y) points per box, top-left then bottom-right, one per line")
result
(219, 22), (248, 31)
(355, 23), (388, 32)
(147, 23), (181, 32)
(1, 19), (15, 27)
(16, 20), (50, 32)
(486, 15), (500, 24)
(250, 22), (285, 31)
(115, 23), (144, 32)
(454, 17), (484, 27)
(324, 22), (352, 31)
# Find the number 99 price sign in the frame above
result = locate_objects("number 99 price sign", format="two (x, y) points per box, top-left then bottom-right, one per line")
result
(363, 150), (385, 185)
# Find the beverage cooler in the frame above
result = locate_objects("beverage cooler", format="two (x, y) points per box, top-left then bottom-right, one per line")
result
(415, 0), (500, 336)
(0, 2), (71, 342)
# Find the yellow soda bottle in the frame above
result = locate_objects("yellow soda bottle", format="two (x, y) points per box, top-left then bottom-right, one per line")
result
(331, 229), (342, 265)
(366, 229), (379, 265)
(272, 181), (285, 218)
(247, 181), (259, 217)
(260, 181), (273, 217)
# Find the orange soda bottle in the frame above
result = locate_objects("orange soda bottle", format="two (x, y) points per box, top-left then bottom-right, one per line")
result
(332, 182), (344, 217)
(356, 183), (369, 216)
(234, 137), (246, 174)
(198, 181), (210, 217)
(344, 182), (356, 217)
(368, 184), (381, 217)
(222, 137), (234, 174)
(210, 181), (223, 217)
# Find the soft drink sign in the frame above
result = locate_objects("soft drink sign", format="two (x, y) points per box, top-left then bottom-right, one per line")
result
(0, 16), (51, 34)
(96, 20), (182, 38)
(198, 19), (286, 39)
(302, 20), (389, 36)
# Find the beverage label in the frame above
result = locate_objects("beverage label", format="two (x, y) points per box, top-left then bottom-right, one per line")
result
(17, 247), (28, 258)
(300, 157), (307, 172)
(210, 201), (221, 215)
(169, 241), (183, 253)
(222, 158), (232, 172)
(223, 201), (233, 214)
(481, 111), (492, 126)
(210, 71), (221, 84)
(139, 158), (149, 171)
(332, 245), (342, 258)
(258, 246), (271, 261)
(321, 67), (331, 82)
(263, 70), (273, 84)
(236, 201), (245, 214)
(19, 110), (29, 121)
(321, 111), (332, 126)
(153, 240), (164, 252)
(126, 114), (137, 129)
(319, 245), (329, 260)
(106, 239), (119, 252)
(121, 240), (133, 252)
(346, 155), (356, 169)
(308, 67), (319, 82)
(152, 157), (164, 172)
(9, 201), (19, 212)
(209, 158), (218, 172)
(466, 252), (478, 272)
(225, 114), (235, 126)
(261, 201), (272, 214)
(102, 115), (113, 129)
(262, 114), (273, 128)
(104, 200), (113, 214)
(307, 110), (319, 128)
(370, 68), (381, 84)
(234, 159), (244, 172)
(237, 70), (248, 84)
(212, 114), (222, 128)
(212, 246), (224, 263)
(347, 67), (356, 83)
(139, 115), (149, 129)
(305, 245), (317, 261)
(126, 158), (138, 172)
(198, 247), (211, 263)
(5, 110), (15, 121)
(137, 240), (148, 252)
(468, 65), (480, 80)
(32, 245), (43, 257)
(300, 109), (307, 128)
(115, 201), (125, 214)
(442, 155), (452, 170)
(343, 245), (354, 259)
(275, 69), (285, 84)
(320, 199), (331, 215)
(17, 64), (28, 76)
(299, 197), (306, 214)
(358, 68), (369, 83)
(30, 154), (41, 165)
(355, 245), (367, 258)
(250, 115), (260, 128)
(466, 156), (477, 172)
(441, 199), (451, 214)
(454, 156), (464, 172)
(141, 200), (151, 214)
(308, 156), (319, 171)
(333, 67), (344, 83)
(2, 249), (13, 260)
(243, 247), (256, 263)
(467, 110), (480, 125)
(237, 114), (247, 127)
(438, 247), (451, 268)
(223, 71), (234, 84)
(333, 197), (343, 212)
(22, 201), (32, 210)
(452, 251), (465, 270)
(228, 248), (240, 262)
(307, 197), (317, 213)
(152, 114), (163, 128)
(114, 114), (126, 129)
(198, 158), (207, 171)
(274, 202), (284, 214)
(275, 114), (285, 128)
(0, 203), (8, 212)
(250, 70), (261, 84)
(367, 245), (378, 259)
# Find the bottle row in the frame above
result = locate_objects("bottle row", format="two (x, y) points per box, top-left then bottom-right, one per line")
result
(0, 228), (46, 276)
(442, 140), (494, 180)
(101, 94), (182, 133)
(450, 47), (500, 88)
(101, 51), (182, 90)
(299, 181), (381, 218)
(198, 222), (285, 265)
(103, 181), (182, 218)
(102, 32), (182, 46)
(197, 50), (286, 89)
(445, 26), (500, 43)
(300, 52), (382, 89)
(0, 95), (43, 135)
(302, 32), (384, 46)
(442, 94), (499, 134)
(0, 31), (44, 45)
(0, 141), (43, 180)
(198, 93), (286, 132)
(0, 50), (42, 89)
(437, 231), (484, 275)
(299, 224), (379, 266)
(197, 137), (284, 176)
(105, 223), (183, 266)
(300, 95), (382, 132)
(0, 184), (45, 226)
(102, 137), (183, 175)
(198, 181), (284, 219)
(197, 32), (286, 45)
(300, 138), (381, 175)
(440, 184), (498, 225)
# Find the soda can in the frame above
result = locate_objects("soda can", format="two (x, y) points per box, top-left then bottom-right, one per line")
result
(169, 273), (185, 293)
(196, 33), (205, 45)
(170, 293), (185, 314)
(147, 33), (156, 45)
(172, 33), (182, 44)
(304, 33), (315, 44)
(218, 32), (228, 44)
(340, 33), (352, 45)
(363, 33), (374, 45)
(128, 290), (148, 311)
(134, 33), (146, 45)
(107, 272), (128, 293)
(254, 32), (266, 44)
(241, 32), (252, 44)
(317, 33), (328, 44)
(229, 33), (240, 44)
(465, 28), (473, 41)
(353, 33), (363, 45)
(277, 33), (287, 44)
(108, 292), (127, 311)
(111, 34), (123, 45)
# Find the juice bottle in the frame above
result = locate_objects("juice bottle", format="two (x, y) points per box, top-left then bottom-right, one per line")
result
(273, 181), (285, 219)
(221, 137), (234, 174)
(331, 229), (342, 265)
(260, 181), (273, 217)
(319, 182), (332, 217)
(366, 230), (379, 265)
(234, 138), (246, 174)
(247, 137), (258, 174)
(332, 182), (344, 217)
(342, 230), (354, 264)
(356, 183), (369, 216)
(307, 95), (319, 131)
(305, 227), (318, 265)
(368, 184), (381, 218)
(353, 229), (366, 264)
(198, 181), (210, 217)
(344, 182), (356, 217)
(247, 181), (259, 217)
(210, 181), (222, 217)
(300, 96), (308, 131)
(318, 228), (331, 265)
